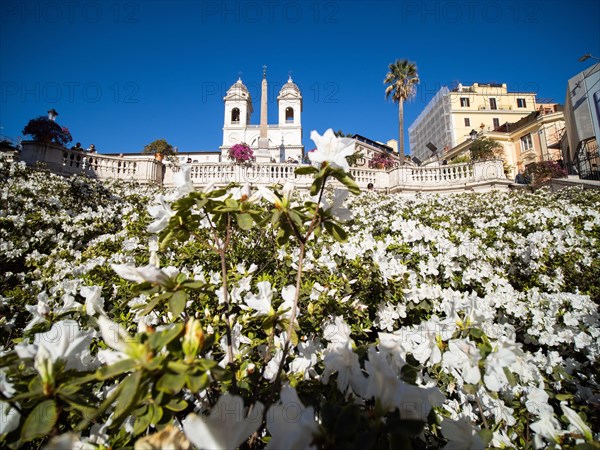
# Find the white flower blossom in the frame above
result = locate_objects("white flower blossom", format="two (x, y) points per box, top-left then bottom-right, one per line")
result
(308, 128), (355, 172)
(183, 394), (264, 450)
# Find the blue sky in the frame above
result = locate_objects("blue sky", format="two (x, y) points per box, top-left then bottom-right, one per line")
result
(1, 0), (599, 156)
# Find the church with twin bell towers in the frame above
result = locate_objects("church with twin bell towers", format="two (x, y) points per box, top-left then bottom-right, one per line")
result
(220, 66), (304, 163)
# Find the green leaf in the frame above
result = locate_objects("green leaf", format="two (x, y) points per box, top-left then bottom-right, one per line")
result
(21, 399), (58, 442)
(186, 373), (210, 392)
(504, 366), (518, 387)
(113, 370), (143, 422)
(334, 172), (360, 195)
(294, 166), (318, 175)
(159, 229), (177, 251)
(555, 393), (574, 401)
(462, 383), (478, 395)
(133, 405), (152, 436)
(287, 209), (305, 230)
(97, 358), (137, 380)
(478, 428), (493, 446)
(310, 175), (324, 196)
(165, 398), (188, 412)
(149, 323), (184, 350)
(157, 372), (186, 394)
(167, 360), (191, 374)
(137, 294), (163, 317)
(469, 327), (484, 339)
(236, 213), (253, 230)
(323, 221), (348, 243)
(224, 198), (239, 209)
(168, 290), (188, 317)
(182, 280), (206, 290)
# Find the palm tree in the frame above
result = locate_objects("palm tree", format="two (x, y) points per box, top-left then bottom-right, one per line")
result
(384, 60), (419, 163)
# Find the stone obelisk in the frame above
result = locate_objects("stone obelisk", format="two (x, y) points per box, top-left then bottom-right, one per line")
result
(256, 65), (271, 163)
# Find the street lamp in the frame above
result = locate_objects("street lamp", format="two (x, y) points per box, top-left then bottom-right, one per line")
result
(47, 109), (58, 121)
(578, 53), (600, 62)
(469, 129), (478, 141)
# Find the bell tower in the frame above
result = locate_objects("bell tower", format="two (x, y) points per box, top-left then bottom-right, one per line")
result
(222, 78), (253, 147)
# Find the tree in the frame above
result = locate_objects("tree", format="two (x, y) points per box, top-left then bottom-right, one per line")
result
(143, 139), (178, 163)
(334, 130), (353, 138)
(22, 116), (72, 147)
(143, 139), (175, 155)
(470, 137), (512, 176)
(384, 60), (419, 164)
(469, 137), (504, 161)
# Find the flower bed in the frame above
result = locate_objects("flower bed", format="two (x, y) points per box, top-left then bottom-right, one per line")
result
(0, 131), (599, 448)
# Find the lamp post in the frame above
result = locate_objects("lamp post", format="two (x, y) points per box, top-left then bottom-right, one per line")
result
(47, 109), (58, 121)
(469, 129), (478, 141)
(578, 53), (600, 62)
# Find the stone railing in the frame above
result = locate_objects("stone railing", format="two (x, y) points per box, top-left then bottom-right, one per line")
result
(19, 142), (163, 184)
(163, 163), (386, 190)
(17, 142), (511, 194)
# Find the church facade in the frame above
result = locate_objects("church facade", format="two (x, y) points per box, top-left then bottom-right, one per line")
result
(220, 72), (304, 163)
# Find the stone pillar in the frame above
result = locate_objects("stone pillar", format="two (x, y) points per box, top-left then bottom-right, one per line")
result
(256, 67), (271, 162)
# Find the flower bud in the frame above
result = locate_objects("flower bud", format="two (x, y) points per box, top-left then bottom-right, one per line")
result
(34, 346), (55, 396)
(182, 318), (205, 364)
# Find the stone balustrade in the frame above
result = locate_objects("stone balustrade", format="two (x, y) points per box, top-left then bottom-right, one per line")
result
(19, 142), (163, 184)
(17, 142), (512, 194)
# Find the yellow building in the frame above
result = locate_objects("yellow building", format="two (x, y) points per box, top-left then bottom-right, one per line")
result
(409, 83), (537, 163)
(444, 105), (565, 178)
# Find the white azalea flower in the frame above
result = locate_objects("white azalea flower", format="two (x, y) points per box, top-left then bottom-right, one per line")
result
(219, 322), (251, 366)
(266, 385), (319, 449)
(308, 129), (355, 172)
(259, 181), (295, 208)
(322, 321), (366, 397)
(364, 347), (401, 413)
(483, 344), (517, 391)
(33, 320), (92, 371)
(173, 165), (195, 196)
(530, 412), (561, 448)
(147, 194), (175, 233)
(97, 315), (138, 365)
(0, 401), (20, 435)
(289, 339), (320, 380)
(440, 415), (485, 450)
(279, 284), (296, 320)
(183, 394), (264, 450)
(320, 189), (353, 222)
(561, 403), (593, 442)
(263, 348), (284, 381)
(42, 432), (83, 449)
(24, 292), (51, 330)
(80, 285), (104, 317)
(243, 281), (274, 317)
(111, 263), (171, 285)
(442, 339), (482, 385)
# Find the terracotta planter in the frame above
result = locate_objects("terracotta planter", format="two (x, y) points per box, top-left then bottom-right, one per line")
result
(154, 153), (164, 161)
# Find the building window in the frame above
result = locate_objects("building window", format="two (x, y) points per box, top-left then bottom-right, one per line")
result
(489, 98), (497, 110)
(460, 97), (470, 107)
(517, 98), (527, 108)
(520, 133), (533, 152)
(285, 107), (294, 123)
(231, 108), (240, 123)
(493, 118), (500, 129)
(464, 118), (470, 126)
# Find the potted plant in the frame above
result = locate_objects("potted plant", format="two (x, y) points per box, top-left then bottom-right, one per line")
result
(368, 152), (397, 170)
(227, 143), (254, 164)
(22, 116), (72, 147)
(143, 139), (176, 162)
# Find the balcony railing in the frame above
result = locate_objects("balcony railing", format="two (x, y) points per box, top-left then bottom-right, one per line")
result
(16, 142), (510, 194)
